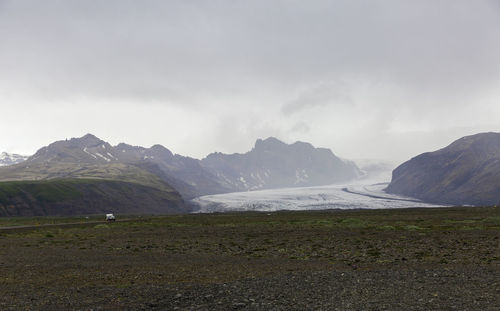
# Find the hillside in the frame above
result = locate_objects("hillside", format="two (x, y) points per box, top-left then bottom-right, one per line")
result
(114, 142), (231, 198)
(0, 179), (185, 216)
(386, 132), (500, 206)
(0, 135), (188, 216)
(202, 137), (362, 191)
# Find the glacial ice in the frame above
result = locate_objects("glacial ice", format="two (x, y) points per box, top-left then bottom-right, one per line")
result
(194, 180), (447, 213)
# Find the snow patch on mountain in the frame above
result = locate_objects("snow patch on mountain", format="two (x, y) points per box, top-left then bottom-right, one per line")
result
(0, 152), (29, 166)
(83, 147), (98, 159)
(95, 152), (111, 162)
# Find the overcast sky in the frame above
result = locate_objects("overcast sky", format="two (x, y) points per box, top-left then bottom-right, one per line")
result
(1, 0), (499, 165)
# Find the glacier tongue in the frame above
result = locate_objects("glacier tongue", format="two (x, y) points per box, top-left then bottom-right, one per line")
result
(193, 181), (448, 213)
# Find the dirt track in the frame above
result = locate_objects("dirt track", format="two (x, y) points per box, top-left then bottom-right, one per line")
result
(0, 218), (133, 231)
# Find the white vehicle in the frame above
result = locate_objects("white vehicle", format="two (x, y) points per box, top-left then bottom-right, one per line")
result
(105, 213), (116, 221)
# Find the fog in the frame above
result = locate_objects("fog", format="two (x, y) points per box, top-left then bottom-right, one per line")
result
(1, 0), (499, 164)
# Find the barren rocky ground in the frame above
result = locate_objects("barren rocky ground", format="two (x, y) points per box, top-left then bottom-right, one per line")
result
(0, 207), (499, 310)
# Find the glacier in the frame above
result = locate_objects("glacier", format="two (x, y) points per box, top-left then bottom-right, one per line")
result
(193, 178), (447, 213)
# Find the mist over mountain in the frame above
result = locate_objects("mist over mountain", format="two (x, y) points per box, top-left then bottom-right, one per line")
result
(386, 132), (500, 206)
(0, 134), (364, 216)
(112, 141), (231, 198)
(355, 159), (396, 183)
(0, 152), (28, 167)
(202, 137), (362, 191)
(5, 131), (500, 214)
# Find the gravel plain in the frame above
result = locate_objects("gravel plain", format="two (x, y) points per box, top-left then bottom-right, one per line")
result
(0, 207), (499, 310)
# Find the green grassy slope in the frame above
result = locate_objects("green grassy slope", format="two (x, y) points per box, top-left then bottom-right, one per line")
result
(0, 179), (186, 217)
(0, 162), (173, 190)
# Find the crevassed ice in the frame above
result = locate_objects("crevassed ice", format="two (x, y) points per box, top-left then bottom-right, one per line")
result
(194, 181), (447, 213)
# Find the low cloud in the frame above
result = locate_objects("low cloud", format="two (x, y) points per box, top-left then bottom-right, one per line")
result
(1, 1), (500, 162)
(281, 81), (353, 115)
(290, 122), (311, 134)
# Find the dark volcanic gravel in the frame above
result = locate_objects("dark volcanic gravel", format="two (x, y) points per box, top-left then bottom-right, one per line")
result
(3, 266), (497, 310)
(155, 267), (499, 311)
(0, 207), (499, 310)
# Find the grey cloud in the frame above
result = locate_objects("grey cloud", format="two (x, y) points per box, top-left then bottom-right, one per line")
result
(281, 81), (352, 115)
(2, 0), (499, 104)
(1, 0), (500, 163)
(290, 122), (311, 134)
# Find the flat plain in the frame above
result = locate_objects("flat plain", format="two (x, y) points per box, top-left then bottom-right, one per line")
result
(0, 207), (499, 310)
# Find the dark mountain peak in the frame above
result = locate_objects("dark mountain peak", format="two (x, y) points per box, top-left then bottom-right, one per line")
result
(460, 131), (499, 141)
(116, 142), (131, 148)
(202, 137), (361, 191)
(116, 143), (144, 151)
(67, 133), (106, 148)
(81, 133), (100, 141)
(150, 144), (169, 151)
(444, 132), (500, 154)
(115, 143), (173, 158)
(203, 151), (225, 161)
(149, 144), (173, 158)
(291, 140), (314, 150)
(254, 137), (287, 151)
(28, 134), (114, 163)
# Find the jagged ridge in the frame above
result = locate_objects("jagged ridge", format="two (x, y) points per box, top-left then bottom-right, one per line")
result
(201, 137), (362, 191)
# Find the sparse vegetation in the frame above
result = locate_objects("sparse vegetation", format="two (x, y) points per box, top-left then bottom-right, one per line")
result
(0, 206), (499, 309)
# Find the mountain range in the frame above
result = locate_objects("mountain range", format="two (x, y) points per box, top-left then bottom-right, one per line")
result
(2, 131), (499, 214)
(386, 132), (500, 206)
(202, 137), (361, 190)
(0, 134), (361, 216)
